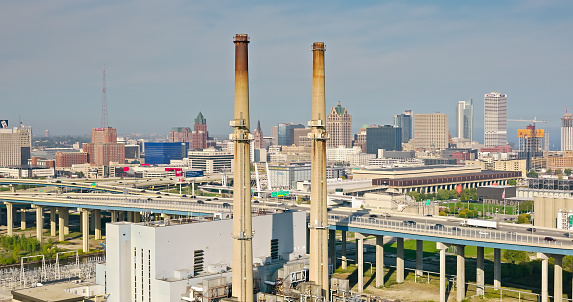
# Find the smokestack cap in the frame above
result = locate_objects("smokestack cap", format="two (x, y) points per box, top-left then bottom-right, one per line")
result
(312, 42), (326, 51)
(234, 34), (250, 43)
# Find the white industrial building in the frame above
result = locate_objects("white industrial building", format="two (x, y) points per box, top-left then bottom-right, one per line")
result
(96, 211), (307, 302)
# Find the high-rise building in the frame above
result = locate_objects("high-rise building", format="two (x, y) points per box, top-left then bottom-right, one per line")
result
(365, 125), (402, 154)
(456, 99), (473, 141)
(191, 112), (208, 150)
(0, 124), (31, 167)
(394, 110), (413, 144)
(55, 151), (89, 168)
(271, 126), (278, 146)
(562, 113), (573, 151)
(168, 127), (192, 143)
(82, 127), (125, 166)
(484, 92), (507, 147)
(414, 113), (449, 150)
(253, 120), (264, 149)
(326, 101), (352, 148)
(277, 123), (304, 146)
(144, 142), (189, 165)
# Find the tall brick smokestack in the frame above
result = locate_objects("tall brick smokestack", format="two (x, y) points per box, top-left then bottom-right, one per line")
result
(231, 33), (253, 302)
(308, 42), (329, 295)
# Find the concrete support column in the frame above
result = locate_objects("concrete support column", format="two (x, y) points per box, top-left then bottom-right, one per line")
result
(357, 233), (365, 292)
(89, 210), (95, 233)
(34, 206), (43, 242)
(328, 230), (336, 270)
(341, 231), (347, 269)
(456, 245), (465, 301)
(58, 207), (66, 242)
(94, 209), (102, 240)
(161, 213), (171, 220)
(376, 235), (384, 288)
(555, 254), (563, 302)
(63, 208), (69, 235)
(476, 246), (485, 296)
(396, 237), (404, 283)
(5, 202), (13, 236)
(127, 211), (133, 222)
(133, 211), (141, 223)
(437, 242), (449, 302)
(21, 208), (26, 230)
(9, 184), (16, 193)
(111, 210), (118, 222)
(50, 207), (56, 237)
(80, 208), (89, 252)
(538, 253), (549, 302)
(494, 248), (501, 289)
(416, 239), (423, 277)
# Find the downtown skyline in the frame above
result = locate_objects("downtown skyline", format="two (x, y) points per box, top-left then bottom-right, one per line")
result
(1, 1), (572, 148)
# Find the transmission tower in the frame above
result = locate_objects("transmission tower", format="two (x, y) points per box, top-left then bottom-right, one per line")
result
(101, 64), (108, 128)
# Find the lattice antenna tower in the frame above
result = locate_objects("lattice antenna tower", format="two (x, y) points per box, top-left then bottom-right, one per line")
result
(101, 64), (108, 128)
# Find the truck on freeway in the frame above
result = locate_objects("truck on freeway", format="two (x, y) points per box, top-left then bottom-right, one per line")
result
(460, 219), (497, 229)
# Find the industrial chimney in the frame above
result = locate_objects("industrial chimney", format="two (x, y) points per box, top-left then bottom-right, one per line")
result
(230, 33), (254, 302)
(308, 42), (329, 295)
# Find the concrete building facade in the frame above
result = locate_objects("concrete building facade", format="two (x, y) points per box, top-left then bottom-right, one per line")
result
(413, 113), (448, 150)
(82, 127), (125, 167)
(55, 151), (89, 168)
(0, 126), (31, 167)
(188, 148), (233, 173)
(326, 101), (352, 148)
(168, 127), (192, 143)
(484, 92), (507, 147)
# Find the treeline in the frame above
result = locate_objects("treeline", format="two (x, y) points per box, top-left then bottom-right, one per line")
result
(0, 235), (60, 265)
(407, 188), (478, 202)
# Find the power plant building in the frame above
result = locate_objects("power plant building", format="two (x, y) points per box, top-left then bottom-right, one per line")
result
(96, 212), (307, 302)
(484, 92), (507, 147)
(326, 101), (352, 148)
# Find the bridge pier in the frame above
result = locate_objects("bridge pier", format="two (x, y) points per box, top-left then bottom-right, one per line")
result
(329, 230), (336, 271)
(90, 209), (95, 233)
(456, 245), (465, 301)
(133, 211), (141, 223)
(50, 207), (56, 236)
(63, 208), (69, 235)
(127, 211), (133, 222)
(416, 239), (423, 277)
(437, 242), (449, 302)
(32, 205), (44, 242)
(58, 207), (67, 241)
(357, 233), (365, 292)
(476, 246), (484, 296)
(554, 254), (563, 302)
(111, 210), (118, 222)
(9, 184), (16, 193)
(539, 253), (549, 302)
(94, 209), (102, 240)
(4, 202), (13, 236)
(21, 207), (26, 230)
(396, 237), (404, 283)
(341, 231), (347, 269)
(494, 248), (501, 289)
(376, 235), (384, 287)
(80, 208), (90, 252)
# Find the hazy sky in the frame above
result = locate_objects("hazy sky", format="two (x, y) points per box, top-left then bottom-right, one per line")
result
(1, 1), (572, 147)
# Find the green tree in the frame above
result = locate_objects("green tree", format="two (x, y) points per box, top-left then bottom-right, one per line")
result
(546, 168), (552, 174)
(520, 200), (534, 213)
(407, 191), (420, 201)
(517, 213), (531, 224)
(437, 189), (450, 200)
(503, 250), (528, 264)
(565, 169), (572, 176)
(527, 170), (538, 178)
(439, 211), (446, 216)
(508, 179), (517, 186)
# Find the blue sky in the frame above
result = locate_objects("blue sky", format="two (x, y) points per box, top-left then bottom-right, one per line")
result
(1, 1), (572, 148)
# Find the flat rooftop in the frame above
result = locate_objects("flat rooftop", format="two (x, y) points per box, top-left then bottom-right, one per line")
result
(12, 283), (84, 302)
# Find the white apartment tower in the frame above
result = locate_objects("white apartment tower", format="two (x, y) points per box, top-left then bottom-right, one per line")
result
(484, 92), (507, 147)
(326, 101), (352, 148)
(456, 99), (473, 141)
(562, 113), (573, 151)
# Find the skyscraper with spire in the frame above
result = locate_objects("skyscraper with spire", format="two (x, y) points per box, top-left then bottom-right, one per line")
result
(253, 120), (264, 149)
(326, 101), (352, 148)
(191, 112), (208, 150)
